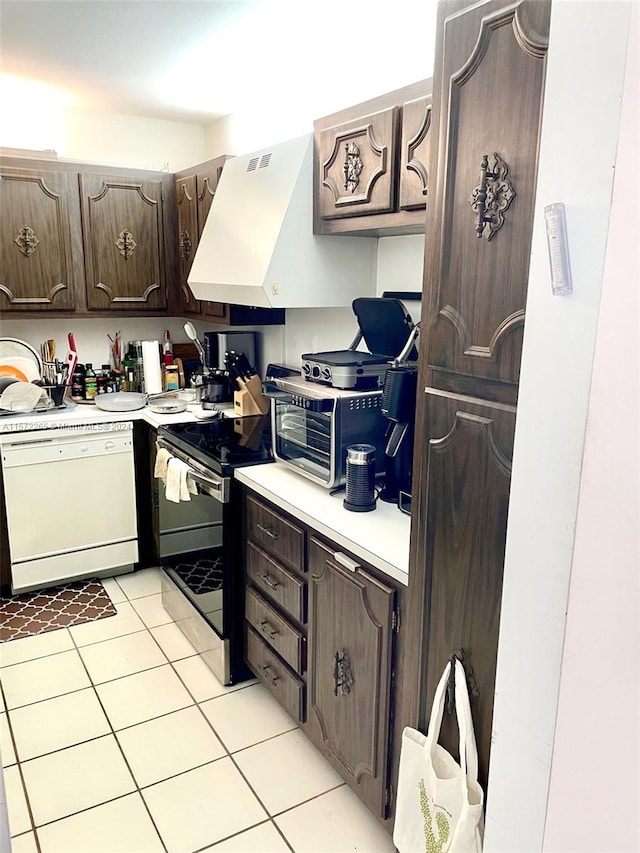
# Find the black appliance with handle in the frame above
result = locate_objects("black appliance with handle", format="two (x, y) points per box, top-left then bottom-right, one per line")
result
(379, 366), (418, 509)
(155, 414), (273, 685)
(301, 297), (418, 390)
(378, 318), (421, 510)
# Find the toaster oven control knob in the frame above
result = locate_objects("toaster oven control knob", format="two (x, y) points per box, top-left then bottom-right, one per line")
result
(321, 366), (332, 381)
(311, 365), (320, 379)
(302, 361), (311, 376)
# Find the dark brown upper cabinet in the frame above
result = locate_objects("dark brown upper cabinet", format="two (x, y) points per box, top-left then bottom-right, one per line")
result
(175, 157), (227, 318)
(313, 79), (432, 237)
(317, 106), (399, 221)
(399, 94), (433, 211)
(423, 0), (551, 402)
(0, 166), (81, 312)
(80, 173), (168, 312)
(176, 173), (200, 316)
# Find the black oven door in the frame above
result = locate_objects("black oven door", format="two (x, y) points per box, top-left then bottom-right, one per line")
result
(153, 439), (247, 685)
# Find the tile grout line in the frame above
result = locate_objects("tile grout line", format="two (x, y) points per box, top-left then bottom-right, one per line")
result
(67, 606), (170, 853)
(3, 574), (354, 852)
(120, 579), (350, 851)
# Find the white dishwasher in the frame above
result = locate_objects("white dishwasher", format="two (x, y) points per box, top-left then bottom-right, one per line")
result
(0, 423), (138, 593)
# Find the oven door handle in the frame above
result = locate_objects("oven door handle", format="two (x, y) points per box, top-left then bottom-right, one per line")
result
(188, 469), (222, 494)
(156, 438), (229, 503)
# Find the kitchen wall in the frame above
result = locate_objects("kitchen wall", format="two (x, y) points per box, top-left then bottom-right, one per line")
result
(0, 104), (206, 172)
(483, 2), (637, 850)
(542, 4), (638, 850)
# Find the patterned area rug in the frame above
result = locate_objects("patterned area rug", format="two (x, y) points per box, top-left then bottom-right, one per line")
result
(0, 579), (117, 643)
(172, 556), (224, 595)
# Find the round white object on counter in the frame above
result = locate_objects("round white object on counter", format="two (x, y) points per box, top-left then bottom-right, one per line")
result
(95, 392), (147, 411)
(147, 398), (188, 414)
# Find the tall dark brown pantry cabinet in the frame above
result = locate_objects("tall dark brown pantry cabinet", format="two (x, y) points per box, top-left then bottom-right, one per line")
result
(404, 0), (551, 795)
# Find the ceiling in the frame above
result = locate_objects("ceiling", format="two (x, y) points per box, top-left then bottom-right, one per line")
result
(0, 0), (437, 125)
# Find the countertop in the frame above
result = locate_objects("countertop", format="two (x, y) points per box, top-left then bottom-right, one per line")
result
(0, 398), (411, 586)
(235, 463), (410, 586)
(0, 399), (238, 433)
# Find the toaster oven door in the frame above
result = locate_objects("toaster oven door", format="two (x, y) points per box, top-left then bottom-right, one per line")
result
(272, 398), (337, 487)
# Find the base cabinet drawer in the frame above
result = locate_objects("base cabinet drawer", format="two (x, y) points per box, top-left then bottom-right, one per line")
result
(247, 542), (305, 623)
(245, 586), (305, 675)
(246, 496), (304, 572)
(246, 627), (305, 723)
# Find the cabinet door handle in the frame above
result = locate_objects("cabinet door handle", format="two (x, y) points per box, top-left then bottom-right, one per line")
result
(333, 649), (354, 696)
(257, 523), (278, 541)
(258, 572), (279, 591)
(333, 552), (360, 572)
(261, 664), (280, 686)
(260, 619), (278, 640)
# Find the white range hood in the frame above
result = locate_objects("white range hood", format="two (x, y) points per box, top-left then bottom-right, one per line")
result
(187, 134), (377, 309)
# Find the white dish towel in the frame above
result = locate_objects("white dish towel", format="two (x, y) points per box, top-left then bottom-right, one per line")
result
(154, 448), (171, 484)
(165, 457), (198, 503)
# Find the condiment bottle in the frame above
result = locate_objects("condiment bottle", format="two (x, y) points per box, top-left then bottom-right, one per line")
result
(164, 364), (179, 391)
(162, 329), (174, 366)
(84, 363), (97, 400)
(71, 364), (85, 401)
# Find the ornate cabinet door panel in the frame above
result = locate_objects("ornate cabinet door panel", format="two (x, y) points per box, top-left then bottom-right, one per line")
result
(420, 388), (516, 792)
(0, 168), (78, 311)
(318, 107), (399, 220)
(399, 95), (433, 211)
(307, 537), (395, 817)
(425, 0), (550, 393)
(197, 164), (227, 319)
(176, 174), (200, 316)
(196, 165), (223, 238)
(80, 173), (167, 311)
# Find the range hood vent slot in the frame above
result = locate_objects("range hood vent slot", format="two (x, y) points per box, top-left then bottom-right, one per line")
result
(259, 153), (272, 168)
(247, 157), (259, 172)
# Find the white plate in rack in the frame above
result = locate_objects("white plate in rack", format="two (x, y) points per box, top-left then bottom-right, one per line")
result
(0, 338), (43, 382)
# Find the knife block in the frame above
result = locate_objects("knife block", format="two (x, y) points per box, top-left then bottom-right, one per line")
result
(234, 375), (270, 416)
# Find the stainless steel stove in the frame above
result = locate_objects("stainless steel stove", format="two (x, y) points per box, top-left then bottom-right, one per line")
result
(156, 414), (273, 685)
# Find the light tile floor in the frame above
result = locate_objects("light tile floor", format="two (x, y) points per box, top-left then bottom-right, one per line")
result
(1, 567), (396, 853)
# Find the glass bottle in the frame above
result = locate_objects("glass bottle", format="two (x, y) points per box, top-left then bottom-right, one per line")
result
(84, 363), (97, 400)
(71, 364), (85, 401)
(162, 329), (174, 366)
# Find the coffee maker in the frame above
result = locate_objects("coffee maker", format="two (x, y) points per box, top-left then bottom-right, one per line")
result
(379, 367), (418, 507)
(198, 331), (257, 405)
(379, 324), (420, 510)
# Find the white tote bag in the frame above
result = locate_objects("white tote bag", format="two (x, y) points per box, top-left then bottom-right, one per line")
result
(393, 660), (484, 852)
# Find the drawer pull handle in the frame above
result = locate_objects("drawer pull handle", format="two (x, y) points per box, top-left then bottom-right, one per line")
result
(257, 523), (279, 541)
(260, 619), (278, 640)
(259, 572), (279, 591)
(261, 664), (280, 686)
(333, 552), (360, 572)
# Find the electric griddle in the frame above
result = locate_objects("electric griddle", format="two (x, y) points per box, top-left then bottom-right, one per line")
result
(301, 297), (418, 389)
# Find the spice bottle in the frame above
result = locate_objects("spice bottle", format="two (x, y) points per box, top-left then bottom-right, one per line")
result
(71, 364), (85, 401)
(162, 329), (174, 366)
(84, 363), (97, 400)
(164, 364), (180, 391)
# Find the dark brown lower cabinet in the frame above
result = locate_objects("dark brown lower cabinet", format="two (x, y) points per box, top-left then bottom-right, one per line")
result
(306, 537), (397, 819)
(419, 388), (516, 793)
(243, 492), (401, 822)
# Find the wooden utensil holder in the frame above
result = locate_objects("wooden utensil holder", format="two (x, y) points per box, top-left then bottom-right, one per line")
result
(234, 375), (270, 416)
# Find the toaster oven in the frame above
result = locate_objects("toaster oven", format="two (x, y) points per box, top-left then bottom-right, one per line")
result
(263, 367), (388, 488)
